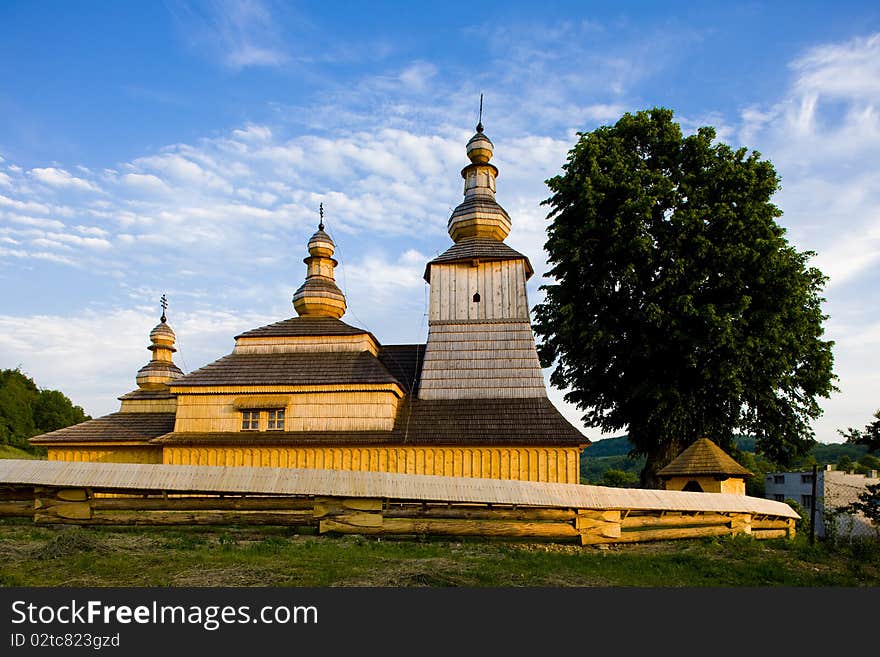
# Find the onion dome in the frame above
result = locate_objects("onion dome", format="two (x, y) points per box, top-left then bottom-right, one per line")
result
(448, 121), (511, 242)
(292, 206), (347, 319)
(136, 302), (184, 389)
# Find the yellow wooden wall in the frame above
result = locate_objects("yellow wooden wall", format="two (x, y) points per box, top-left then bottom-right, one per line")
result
(173, 390), (400, 433)
(163, 445), (580, 483)
(47, 446), (163, 464)
(664, 475), (746, 495)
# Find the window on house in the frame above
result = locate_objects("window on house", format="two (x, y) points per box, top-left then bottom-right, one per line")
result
(241, 410), (260, 431)
(801, 474), (813, 484)
(773, 475), (785, 484)
(802, 495), (813, 508)
(773, 494), (785, 502)
(267, 409), (285, 431)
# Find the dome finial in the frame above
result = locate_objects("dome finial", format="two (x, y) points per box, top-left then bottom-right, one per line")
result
(318, 202), (324, 231)
(476, 93), (484, 133)
(159, 293), (168, 323)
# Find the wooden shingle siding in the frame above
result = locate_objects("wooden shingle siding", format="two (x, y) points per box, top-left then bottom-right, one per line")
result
(423, 236), (533, 281)
(234, 316), (375, 340)
(171, 351), (401, 388)
(30, 413), (176, 444)
(419, 321), (546, 399)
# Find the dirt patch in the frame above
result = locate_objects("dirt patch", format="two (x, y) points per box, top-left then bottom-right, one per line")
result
(336, 557), (478, 587)
(167, 565), (282, 587)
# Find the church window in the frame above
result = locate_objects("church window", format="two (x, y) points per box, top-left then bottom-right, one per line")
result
(267, 409), (285, 430)
(473, 292), (481, 303)
(241, 411), (260, 431)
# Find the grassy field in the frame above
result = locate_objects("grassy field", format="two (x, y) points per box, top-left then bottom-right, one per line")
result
(1, 518), (878, 587)
(0, 445), (41, 460)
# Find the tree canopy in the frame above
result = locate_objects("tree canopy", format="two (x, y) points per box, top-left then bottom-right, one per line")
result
(533, 107), (836, 487)
(0, 368), (89, 452)
(841, 409), (880, 454)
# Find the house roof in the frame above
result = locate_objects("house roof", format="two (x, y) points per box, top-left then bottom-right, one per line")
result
(234, 316), (375, 340)
(377, 344), (426, 394)
(170, 351), (402, 388)
(152, 397), (588, 447)
(29, 412), (176, 444)
(423, 237), (533, 282)
(657, 438), (753, 479)
(0, 458), (800, 519)
(117, 388), (176, 401)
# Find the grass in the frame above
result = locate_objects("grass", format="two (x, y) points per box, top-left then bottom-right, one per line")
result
(1, 518), (878, 587)
(0, 445), (42, 460)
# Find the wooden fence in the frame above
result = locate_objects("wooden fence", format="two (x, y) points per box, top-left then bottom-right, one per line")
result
(0, 484), (795, 546)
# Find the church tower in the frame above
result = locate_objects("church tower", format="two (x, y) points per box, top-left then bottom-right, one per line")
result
(418, 119), (546, 399)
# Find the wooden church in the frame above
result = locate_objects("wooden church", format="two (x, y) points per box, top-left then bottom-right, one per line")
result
(30, 122), (589, 483)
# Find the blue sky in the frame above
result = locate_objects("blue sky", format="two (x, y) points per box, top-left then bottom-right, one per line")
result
(1, 1), (878, 444)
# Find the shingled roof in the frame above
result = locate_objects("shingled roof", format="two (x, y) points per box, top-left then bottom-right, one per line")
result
(423, 237), (534, 282)
(117, 388), (175, 401)
(29, 412), (176, 444)
(657, 438), (753, 479)
(171, 351), (402, 388)
(235, 316), (374, 340)
(377, 344), (425, 394)
(152, 396), (587, 447)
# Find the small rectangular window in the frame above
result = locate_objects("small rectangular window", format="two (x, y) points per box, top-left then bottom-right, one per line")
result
(773, 475), (785, 484)
(241, 410), (260, 431)
(773, 494), (785, 502)
(802, 495), (813, 508)
(267, 409), (285, 431)
(801, 474), (813, 484)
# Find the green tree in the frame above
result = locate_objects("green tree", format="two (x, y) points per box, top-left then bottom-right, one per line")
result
(598, 468), (639, 488)
(0, 369), (38, 447)
(534, 108), (836, 488)
(840, 410), (880, 454)
(843, 483), (880, 525)
(836, 455), (854, 473)
(34, 390), (88, 433)
(0, 368), (90, 452)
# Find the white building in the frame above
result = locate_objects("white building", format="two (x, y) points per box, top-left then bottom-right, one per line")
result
(764, 465), (879, 538)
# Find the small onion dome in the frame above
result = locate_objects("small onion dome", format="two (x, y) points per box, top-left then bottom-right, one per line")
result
(149, 321), (177, 351)
(466, 130), (494, 164)
(307, 228), (336, 258)
(137, 320), (183, 388)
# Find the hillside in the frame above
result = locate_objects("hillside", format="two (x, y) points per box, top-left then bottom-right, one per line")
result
(580, 435), (873, 488)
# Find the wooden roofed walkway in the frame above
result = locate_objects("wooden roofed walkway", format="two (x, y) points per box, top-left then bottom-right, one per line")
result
(0, 460), (798, 545)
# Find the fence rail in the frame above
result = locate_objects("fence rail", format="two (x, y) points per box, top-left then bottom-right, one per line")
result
(0, 484), (795, 545)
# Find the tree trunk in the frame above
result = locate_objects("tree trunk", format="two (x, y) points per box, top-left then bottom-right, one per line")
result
(640, 440), (683, 489)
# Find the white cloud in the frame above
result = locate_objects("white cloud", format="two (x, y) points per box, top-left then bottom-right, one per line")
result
(29, 167), (101, 192)
(172, 0), (290, 71)
(4, 214), (65, 230)
(122, 173), (172, 194)
(232, 124), (272, 141)
(0, 194), (52, 215)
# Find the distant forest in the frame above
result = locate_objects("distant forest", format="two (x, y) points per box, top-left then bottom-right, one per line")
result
(0, 368), (90, 455)
(582, 434), (879, 496)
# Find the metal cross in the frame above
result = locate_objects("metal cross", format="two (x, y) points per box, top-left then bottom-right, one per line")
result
(160, 294), (168, 323)
(319, 202), (324, 231)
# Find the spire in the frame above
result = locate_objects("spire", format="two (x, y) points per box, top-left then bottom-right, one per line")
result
(447, 100), (512, 242)
(136, 296), (183, 389)
(292, 206), (347, 318)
